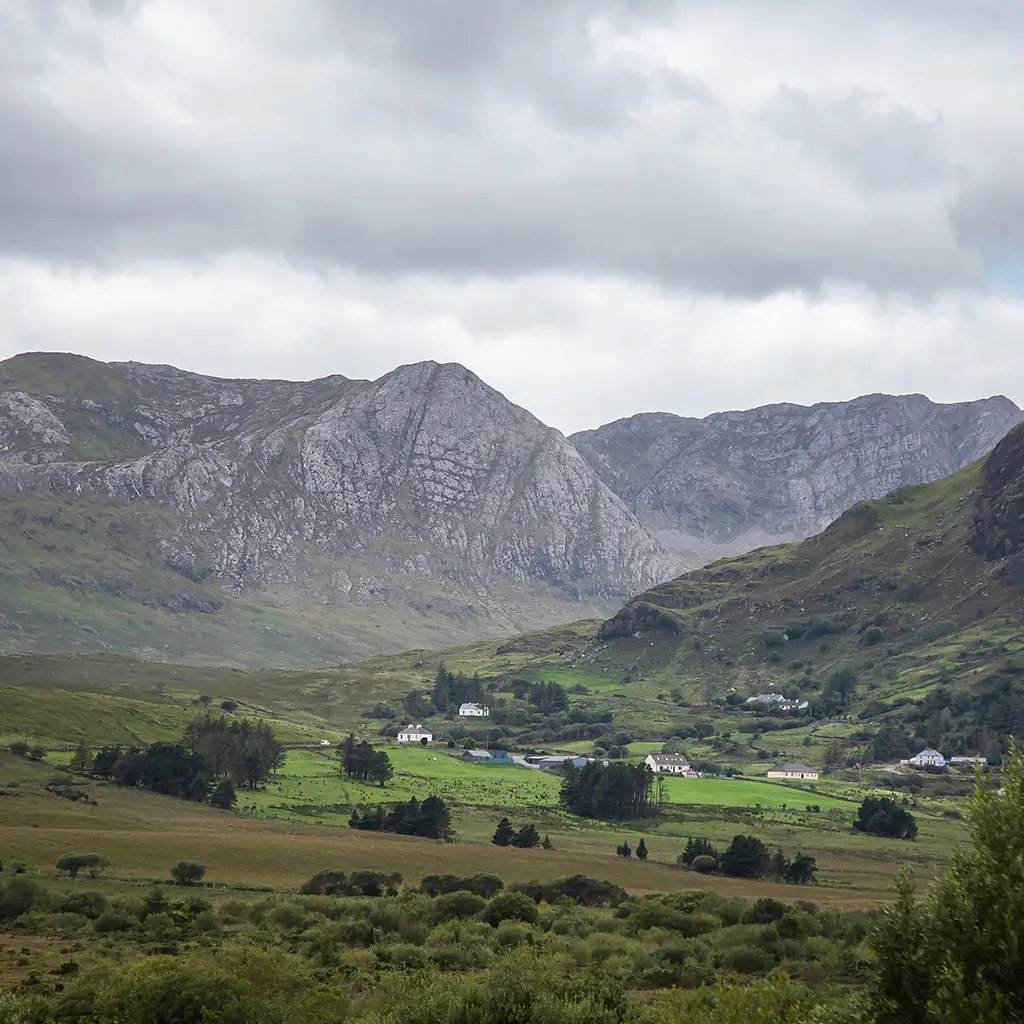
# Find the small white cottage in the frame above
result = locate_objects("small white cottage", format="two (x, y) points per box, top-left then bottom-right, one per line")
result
(397, 724), (433, 744)
(458, 703), (490, 718)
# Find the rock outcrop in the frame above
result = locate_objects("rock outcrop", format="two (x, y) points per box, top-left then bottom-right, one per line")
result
(0, 355), (668, 653)
(571, 394), (1022, 561)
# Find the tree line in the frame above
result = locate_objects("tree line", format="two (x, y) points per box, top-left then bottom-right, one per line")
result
(559, 760), (657, 820)
(348, 795), (453, 839)
(339, 734), (394, 786)
(491, 817), (551, 849)
(66, 714), (284, 806)
(678, 833), (817, 883)
(431, 663), (485, 715)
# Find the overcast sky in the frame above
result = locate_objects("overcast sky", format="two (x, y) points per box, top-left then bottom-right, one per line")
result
(1, 1), (1023, 433)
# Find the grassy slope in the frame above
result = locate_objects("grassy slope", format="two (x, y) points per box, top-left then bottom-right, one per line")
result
(305, 451), (1024, 767)
(0, 489), (613, 668)
(0, 751), (956, 907)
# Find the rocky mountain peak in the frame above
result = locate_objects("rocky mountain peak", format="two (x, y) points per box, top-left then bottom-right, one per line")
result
(572, 393), (1023, 560)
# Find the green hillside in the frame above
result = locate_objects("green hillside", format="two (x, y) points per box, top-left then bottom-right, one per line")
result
(305, 423), (1024, 769)
(6, 425), (1024, 777)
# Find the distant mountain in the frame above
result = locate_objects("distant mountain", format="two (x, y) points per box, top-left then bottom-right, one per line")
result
(0, 353), (667, 666)
(571, 394), (1022, 562)
(0, 351), (1019, 668)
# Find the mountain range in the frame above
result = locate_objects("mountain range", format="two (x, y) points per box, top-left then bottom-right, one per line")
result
(0, 350), (1018, 666)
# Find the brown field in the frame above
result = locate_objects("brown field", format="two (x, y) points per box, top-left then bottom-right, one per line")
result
(0, 752), (956, 910)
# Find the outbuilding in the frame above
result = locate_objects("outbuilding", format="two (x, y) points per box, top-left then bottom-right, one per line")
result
(766, 762), (820, 781)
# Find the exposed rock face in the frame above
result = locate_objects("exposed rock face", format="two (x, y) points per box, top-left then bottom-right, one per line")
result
(0, 351), (1019, 665)
(0, 353), (668, 602)
(571, 394), (1022, 561)
(972, 422), (1024, 562)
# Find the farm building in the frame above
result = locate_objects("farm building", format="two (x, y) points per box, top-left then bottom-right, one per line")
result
(523, 754), (592, 771)
(949, 755), (987, 767)
(644, 753), (691, 775)
(901, 748), (946, 768)
(458, 703), (490, 717)
(463, 749), (494, 762)
(766, 762), (820, 781)
(744, 693), (809, 711)
(397, 724), (433, 744)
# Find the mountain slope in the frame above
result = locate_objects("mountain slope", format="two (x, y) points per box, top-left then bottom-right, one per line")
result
(304, 423), (1024, 767)
(0, 353), (668, 665)
(571, 393), (1022, 560)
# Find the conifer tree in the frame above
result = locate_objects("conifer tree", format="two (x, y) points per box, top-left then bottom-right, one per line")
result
(492, 816), (515, 846)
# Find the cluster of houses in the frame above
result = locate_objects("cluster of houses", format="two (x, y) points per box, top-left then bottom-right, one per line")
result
(898, 748), (987, 768)
(395, 706), (489, 744)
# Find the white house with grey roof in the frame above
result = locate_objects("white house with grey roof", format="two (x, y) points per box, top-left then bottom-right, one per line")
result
(644, 753), (691, 775)
(397, 724), (433, 744)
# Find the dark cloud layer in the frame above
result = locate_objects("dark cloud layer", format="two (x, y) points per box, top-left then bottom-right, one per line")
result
(0, 0), (1023, 432)
(0, 1), (1020, 294)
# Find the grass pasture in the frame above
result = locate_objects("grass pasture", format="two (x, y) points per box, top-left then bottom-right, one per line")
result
(0, 751), (941, 907)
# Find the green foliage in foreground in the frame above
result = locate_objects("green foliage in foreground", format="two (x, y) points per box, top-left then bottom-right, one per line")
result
(870, 747), (1024, 1022)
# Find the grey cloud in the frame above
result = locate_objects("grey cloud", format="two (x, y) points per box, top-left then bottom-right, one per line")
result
(0, 0), (1017, 295)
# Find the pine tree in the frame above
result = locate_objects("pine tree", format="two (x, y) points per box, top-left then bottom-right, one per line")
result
(541, 834), (553, 849)
(512, 823), (541, 848)
(636, 837), (648, 861)
(492, 816), (515, 846)
(209, 779), (236, 810)
(69, 741), (92, 776)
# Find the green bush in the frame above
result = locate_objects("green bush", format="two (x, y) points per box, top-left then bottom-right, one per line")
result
(57, 891), (107, 920)
(483, 892), (538, 927)
(0, 877), (43, 920)
(169, 861), (206, 886)
(691, 855), (718, 874)
(94, 911), (130, 934)
(433, 891), (486, 922)
(724, 945), (775, 974)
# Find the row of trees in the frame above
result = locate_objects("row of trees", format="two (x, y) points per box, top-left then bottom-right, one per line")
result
(339, 734), (394, 786)
(854, 795), (918, 839)
(491, 817), (551, 849)
(183, 715), (285, 789)
(348, 796), (453, 839)
(615, 838), (648, 860)
(679, 834), (817, 884)
(67, 715), (282, 805)
(431, 664), (485, 715)
(559, 760), (658, 820)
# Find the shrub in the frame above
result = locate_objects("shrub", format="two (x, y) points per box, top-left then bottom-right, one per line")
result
(433, 891), (486, 921)
(94, 911), (130, 934)
(56, 853), (105, 880)
(88, 955), (266, 1024)
(724, 945), (775, 974)
(483, 891), (538, 927)
(743, 898), (787, 925)
(208, 780), (236, 810)
(0, 878), (43, 920)
(691, 855), (718, 875)
(57, 891), (107, 920)
(170, 861), (206, 886)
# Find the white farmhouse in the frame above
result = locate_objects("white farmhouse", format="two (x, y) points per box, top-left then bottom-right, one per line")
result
(458, 703), (490, 718)
(397, 723), (433, 744)
(905, 748), (945, 768)
(766, 762), (820, 781)
(644, 753), (691, 775)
